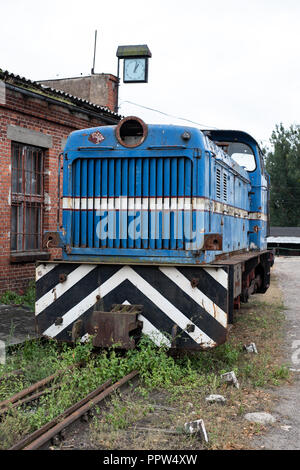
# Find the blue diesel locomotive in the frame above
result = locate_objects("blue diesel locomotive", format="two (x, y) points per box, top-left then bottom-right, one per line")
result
(36, 116), (273, 350)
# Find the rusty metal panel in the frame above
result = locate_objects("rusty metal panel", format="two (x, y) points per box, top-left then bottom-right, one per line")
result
(89, 305), (143, 349)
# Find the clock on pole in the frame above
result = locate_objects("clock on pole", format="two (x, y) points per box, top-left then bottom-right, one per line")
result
(115, 44), (152, 111)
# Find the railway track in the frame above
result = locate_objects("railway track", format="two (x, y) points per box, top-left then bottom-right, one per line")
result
(8, 370), (139, 450)
(0, 362), (82, 418)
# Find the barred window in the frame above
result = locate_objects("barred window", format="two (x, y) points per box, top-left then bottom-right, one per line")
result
(11, 143), (44, 252)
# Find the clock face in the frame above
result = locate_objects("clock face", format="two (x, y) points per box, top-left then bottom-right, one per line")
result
(123, 58), (148, 83)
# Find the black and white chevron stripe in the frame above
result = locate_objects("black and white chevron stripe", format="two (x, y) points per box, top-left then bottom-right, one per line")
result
(35, 263), (228, 350)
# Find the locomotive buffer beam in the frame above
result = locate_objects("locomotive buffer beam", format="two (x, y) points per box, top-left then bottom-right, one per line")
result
(88, 304), (143, 349)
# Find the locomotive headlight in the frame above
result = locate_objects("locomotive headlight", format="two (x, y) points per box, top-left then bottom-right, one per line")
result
(181, 131), (191, 141)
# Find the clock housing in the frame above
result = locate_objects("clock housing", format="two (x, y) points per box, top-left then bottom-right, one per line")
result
(123, 57), (149, 83)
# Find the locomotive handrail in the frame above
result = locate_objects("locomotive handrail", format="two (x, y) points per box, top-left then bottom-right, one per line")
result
(77, 146), (115, 151)
(146, 145), (187, 150)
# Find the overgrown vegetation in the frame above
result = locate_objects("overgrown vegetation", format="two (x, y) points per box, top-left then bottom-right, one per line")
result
(0, 281), (35, 311)
(0, 279), (291, 450)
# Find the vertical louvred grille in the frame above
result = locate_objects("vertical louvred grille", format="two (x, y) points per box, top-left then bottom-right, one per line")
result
(223, 173), (227, 201)
(71, 157), (196, 250)
(216, 167), (221, 199)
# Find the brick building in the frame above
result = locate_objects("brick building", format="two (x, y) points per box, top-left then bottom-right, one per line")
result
(38, 73), (118, 112)
(0, 70), (120, 294)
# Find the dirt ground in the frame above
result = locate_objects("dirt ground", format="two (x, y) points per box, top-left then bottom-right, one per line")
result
(253, 257), (300, 450)
(49, 264), (290, 451)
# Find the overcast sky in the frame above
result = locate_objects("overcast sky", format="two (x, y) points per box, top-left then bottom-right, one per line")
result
(1, 0), (299, 146)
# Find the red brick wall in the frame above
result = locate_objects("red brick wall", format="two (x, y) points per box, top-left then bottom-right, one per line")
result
(107, 75), (118, 112)
(0, 86), (115, 294)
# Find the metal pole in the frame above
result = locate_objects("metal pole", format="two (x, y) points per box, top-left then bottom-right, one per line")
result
(115, 57), (120, 114)
(91, 30), (97, 74)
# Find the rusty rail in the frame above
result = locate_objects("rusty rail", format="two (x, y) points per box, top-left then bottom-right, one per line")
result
(0, 383), (62, 417)
(11, 370), (138, 450)
(0, 363), (81, 410)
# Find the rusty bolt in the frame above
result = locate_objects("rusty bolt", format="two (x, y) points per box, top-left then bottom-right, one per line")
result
(186, 324), (195, 333)
(59, 273), (67, 283)
(191, 278), (199, 288)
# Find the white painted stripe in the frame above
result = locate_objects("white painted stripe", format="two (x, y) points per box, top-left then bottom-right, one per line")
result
(171, 197), (177, 210)
(43, 266), (216, 347)
(36, 263), (57, 281)
(43, 285), (102, 337)
(80, 199), (87, 210)
(36, 265), (96, 316)
(128, 198), (135, 210)
(142, 198), (149, 210)
(184, 198), (191, 211)
(122, 267), (215, 347)
(249, 212), (268, 222)
(159, 267), (227, 328)
(122, 300), (171, 347)
(135, 198), (142, 210)
(61, 196), (268, 222)
(204, 267), (228, 290)
(120, 196), (127, 210)
(62, 197), (73, 210)
(178, 198), (184, 210)
(100, 199), (108, 211)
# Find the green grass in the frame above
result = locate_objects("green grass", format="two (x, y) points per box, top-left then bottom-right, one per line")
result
(0, 281), (35, 311)
(0, 294), (291, 450)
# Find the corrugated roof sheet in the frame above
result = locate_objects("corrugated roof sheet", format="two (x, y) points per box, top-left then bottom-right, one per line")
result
(0, 69), (122, 120)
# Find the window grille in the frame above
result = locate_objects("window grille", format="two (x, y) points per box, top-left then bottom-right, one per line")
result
(11, 143), (44, 252)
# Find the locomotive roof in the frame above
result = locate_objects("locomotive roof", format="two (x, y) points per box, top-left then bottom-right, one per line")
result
(64, 123), (250, 181)
(202, 129), (263, 153)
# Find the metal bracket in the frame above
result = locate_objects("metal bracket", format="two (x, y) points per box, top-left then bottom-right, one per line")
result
(89, 304), (143, 349)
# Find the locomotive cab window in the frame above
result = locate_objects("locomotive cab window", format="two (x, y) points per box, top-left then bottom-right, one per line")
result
(226, 142), (256, 172)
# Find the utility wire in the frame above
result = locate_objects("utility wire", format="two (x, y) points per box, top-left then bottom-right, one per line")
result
(119, 100), (219, 129)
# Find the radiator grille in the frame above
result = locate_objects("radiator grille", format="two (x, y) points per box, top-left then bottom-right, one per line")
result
(71, 157), (195, 250)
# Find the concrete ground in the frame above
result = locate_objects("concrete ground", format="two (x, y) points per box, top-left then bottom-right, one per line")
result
(254, 256), (300, 450)
(0, 304), (37, 346)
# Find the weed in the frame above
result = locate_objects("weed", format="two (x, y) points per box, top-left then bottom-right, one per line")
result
(0, 281), (36, 311)
(0, 278), (291, 450)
